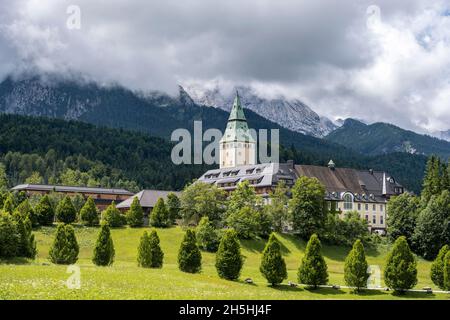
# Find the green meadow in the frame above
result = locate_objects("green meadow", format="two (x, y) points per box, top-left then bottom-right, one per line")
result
(0, 226), (448, 300)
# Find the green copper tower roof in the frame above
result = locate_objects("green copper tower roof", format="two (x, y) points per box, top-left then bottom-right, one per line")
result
(220, 91), (255, 143)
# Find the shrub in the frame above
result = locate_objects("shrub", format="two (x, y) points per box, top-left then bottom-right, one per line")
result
(126, 197), (144, 227)
(101, 202), (125, 228)
(55, 196), (77, 224)
(344, 239), (369, 291)
(384, 236), (417, 293)
(0, 213), (20, 258)
(178, 229), (202, 273)
(137, 230), (164, 268)
(92, 223), (115, 266)
(443, 251), (450, 291)
(2, 194), (15, 214)
(298, 234), (328, 288)
(215, 229), (243, 280)
(430, 245), (449, 290)
(49, 224), (79, 264)
(260, 233), (287, 286)
(79, 197), (99, 226)
(196, 217), (220, 252)
(34, 195), (55, 226)
(150, 198), (170, 228)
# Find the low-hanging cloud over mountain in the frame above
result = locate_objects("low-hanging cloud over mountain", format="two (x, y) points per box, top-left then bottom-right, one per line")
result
(0, 0), (449, 134)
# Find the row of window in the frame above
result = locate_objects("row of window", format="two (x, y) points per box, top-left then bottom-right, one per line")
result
(222, 143), (254, 149)
(364, 214), (384, 225)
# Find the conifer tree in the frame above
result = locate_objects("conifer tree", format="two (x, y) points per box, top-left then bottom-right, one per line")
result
(150, 198), (170, 228)
(137, 231), (152, 267)
(196, 216), (220, 252)
(344, 239), (369, 291)
(444, 251), (450, 291)
(215, 229), (243, 280)
(35, 195), (55, 226)
(126, 197), (144, 227)
(101, 202), (125, 227)
(12, 211), (36, 259)
(92, 223), (115, 266)
(422, 155), (442, 204)
(2, 194), (15, 214)
(49, 224), (79, 264)
(178, 229), (202, 273)
(298, 234), (328, 288)
(166, 192), (181, 224)
(0, 212), (20, 258)
(431, 245), (449, 290)
(15, 199), (38, 227)
(55, 196), (77, 224)
(260, 233), (287, 286)
(148, 229), (164, 268)
(384, 236), (417, 293)
(79, 197), (99, 226)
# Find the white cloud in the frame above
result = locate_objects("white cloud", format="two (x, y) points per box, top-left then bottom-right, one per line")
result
(0, 0), (449, 132)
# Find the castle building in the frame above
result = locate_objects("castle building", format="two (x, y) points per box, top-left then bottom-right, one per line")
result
(198, 92), (405, 234)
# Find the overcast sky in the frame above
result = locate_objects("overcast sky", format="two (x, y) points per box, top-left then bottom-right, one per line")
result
(0, 0), (449, 133)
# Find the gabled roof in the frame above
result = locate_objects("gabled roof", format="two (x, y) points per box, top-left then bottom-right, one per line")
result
(116, 190), (181, 209)
(11, 184), (133, 195)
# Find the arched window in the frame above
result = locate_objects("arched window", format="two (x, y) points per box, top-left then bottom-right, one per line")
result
(343, 193), (353, 210)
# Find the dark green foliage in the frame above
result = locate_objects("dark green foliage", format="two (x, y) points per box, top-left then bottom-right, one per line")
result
(412, 190), (450, 260)
(344, 239), (369, 291)
(421, 155), (443, 204)
(34, 195), (55, 226)
(0, 212), (20, 258)
(430, 245), (449, 290)
(290, 177), (327, 240)
(384, 236), (417, 292)
(15, 199), (38, 227)
(166, 192), (181, 223)
(444, 251), (450, 291)
(55, 196), (77, 224)
(79, 197), (99, 226)
(387, 193), (420, 244)
(92, 223), (115, 266)
(150, 198), (170, 228)
(226, 181), (259, 217)
(101, 202), (125, 228)
(137, 230), (164, 268)
(324, 211), (371, 247)
(298, 234), (328, 288)
(126, 197), (144, 227)
(178, 229), (202, 273)
(196, 216), (220, 252)
(12, 211), (36, 259)
(215, 229), (243, 280)
(226, 206), (260, 239)
(260, 233), (287, 285)
(49, 224), (79, 264)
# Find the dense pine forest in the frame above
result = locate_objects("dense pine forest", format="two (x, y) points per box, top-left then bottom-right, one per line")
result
(0, 114), (428, 193)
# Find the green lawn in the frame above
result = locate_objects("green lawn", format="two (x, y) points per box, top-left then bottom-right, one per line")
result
(0, 226), (448, 300)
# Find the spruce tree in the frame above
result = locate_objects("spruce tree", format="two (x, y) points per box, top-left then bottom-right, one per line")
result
(55, 196), (77, 224)
(298, 234), (328, 288)
(260, 233), (287, 286)
(444, 251), (450, 291)
(35, 195), (55, 226)
(148, 229), (164, 268)
(196, 216), (220, 252)
(2, 194), (15, 214)
(215, 229), (243, 280)
(344, 239), (369, 291)
(0, 212), (20, 258)
(431, 245), (449, 290)
(384, 236), (417, 293)
(12, 211), (37, 259)
(16, 200), (38, 227)
(422, 155), (442, 204)
(178, 229), (202, 273)
(150, 198), (170, 228)
(79, 197), (99, 226)
(49, 224), (79, 264)
(166, 192), (181, 224)
(137, 231), (152, 267)
(93, 223), (115, 266)
(126, 197), (144, 227)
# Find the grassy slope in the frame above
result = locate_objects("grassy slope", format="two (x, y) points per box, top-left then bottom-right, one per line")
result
(0, 226), (448, 300)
